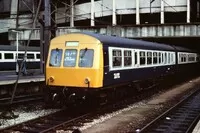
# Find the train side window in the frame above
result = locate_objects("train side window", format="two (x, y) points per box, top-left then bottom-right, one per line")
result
(147, 52), (152, 65)
(158, 52), (161, 64)
(5, 53), (13, 59)
(164, 52), (167, 64)
(112, 50), (122, 67)
(139, 51), (146, 66)
(153, 52), (157, 64)
(79, 49), (94, 67)
(49, 49), (62, 67)
(36, 54), (40, 59)
(161, 53), (164, 64)
(168, 53), (171, 64)
(27, 54), (34, 59)
(18, 54), (24, 59)
(135, 51), (138, 65)
(170, 53), (173, 64)
(64, 49), (77, 67)
(179, 53), (182, 63)
(0, 53), (1, 59)
(124, 50), (132, 67)
(181, 54), (184, 62)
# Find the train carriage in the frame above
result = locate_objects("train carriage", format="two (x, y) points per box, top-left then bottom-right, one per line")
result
(0, 45), (40, 71)
(45, 32), (200, 104)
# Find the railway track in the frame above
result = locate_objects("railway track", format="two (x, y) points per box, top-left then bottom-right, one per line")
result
(139, 86), (200, 133)
(0, 83), (162, 133)
(0, 77), (194, 133)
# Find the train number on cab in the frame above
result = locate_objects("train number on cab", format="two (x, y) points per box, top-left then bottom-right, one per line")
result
(114, 73), (120, 79)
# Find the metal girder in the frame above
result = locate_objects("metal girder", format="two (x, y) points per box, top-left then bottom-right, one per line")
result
(8, 23), (200, 40)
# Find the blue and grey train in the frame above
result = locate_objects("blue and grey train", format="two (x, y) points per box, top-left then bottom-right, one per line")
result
(45, 32), (200, 103)
(0, 45), (40, 71)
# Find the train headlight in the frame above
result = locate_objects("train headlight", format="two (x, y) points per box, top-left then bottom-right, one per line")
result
(49, 76), (55, 82)
(84, 77), (90, 84)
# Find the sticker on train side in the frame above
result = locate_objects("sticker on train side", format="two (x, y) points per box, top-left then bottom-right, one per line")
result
(114, 73), (120, 79)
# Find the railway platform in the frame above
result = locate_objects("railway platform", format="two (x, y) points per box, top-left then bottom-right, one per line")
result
(0, 71), (45, 104)
(0, 70), (44, 85)
(0, 74), (44, 85)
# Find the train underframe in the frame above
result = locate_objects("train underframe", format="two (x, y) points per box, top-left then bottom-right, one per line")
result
(44, 77), (165, 108)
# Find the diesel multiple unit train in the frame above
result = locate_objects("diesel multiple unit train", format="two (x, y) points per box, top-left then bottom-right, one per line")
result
(45, 32), (200, 104)
(0, 45), (40, 71)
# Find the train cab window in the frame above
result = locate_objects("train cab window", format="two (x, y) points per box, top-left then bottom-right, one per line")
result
(5, 53), (13, 59)
(64, 49), (77, 67)
(153, 52), (157, 64)
(79, 49), (94, 67)
(147, 52), (152, 65)
(27, 54), (34, 59)
(49, 49), (62, 67)
(36, 54), (40, 59)
(139, 51), (146, 65)
(112, 50), (122, 67)
(124, 50), (132, 67)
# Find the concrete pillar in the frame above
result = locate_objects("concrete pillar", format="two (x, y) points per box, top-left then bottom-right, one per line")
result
(10, 0), (19, 28)
(112, 0), (116, 26)
(136, 0), (140, 25)
(70, 0), (74, 27)
(161, 0), (164, 24)
(91, 0), (95, 26)
(187, 0), (190, 23)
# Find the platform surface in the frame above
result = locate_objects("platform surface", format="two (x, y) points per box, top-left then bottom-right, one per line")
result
(0, 71), (44, 85)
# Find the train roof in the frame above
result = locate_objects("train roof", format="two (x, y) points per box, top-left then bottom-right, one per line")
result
(79, 32), (175, 51)
(0, 45), (40, 51)
(172, 45), (196, 53)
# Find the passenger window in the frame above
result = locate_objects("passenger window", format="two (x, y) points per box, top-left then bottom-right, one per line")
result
(18, 54), (24, 59)
(0, 53), (1, 59)
(168, 53), (171, 64)
(27, 54), (34, 59)
(5, 53), (13, 59)
(158, 53), (161, 64)
(49, 49), (62, 67)
(153, 52), (157, 64)
(112, 50), (122, 67)
(170, 53), (173, 64)
(79, 49), (94, 67)
(64, 49), (77, 67)
(164, 52), (167, 64)
(140, 51), (146, 65)
(36, 54), (40, 59)
(124, 50), (132, 67)
(147, 52), (152, 65)
(162, 53), (164, 64)
(135, 52), (138, 65)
